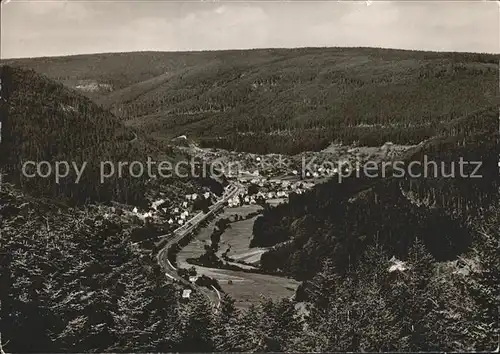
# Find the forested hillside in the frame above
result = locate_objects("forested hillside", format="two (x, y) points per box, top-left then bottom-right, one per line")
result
(0, 183), (205, 352)
(253, 106), (500, 279)
(4, 48), (498, 154)
(1, 182), (498, 352)
(0, 65), (180, 205)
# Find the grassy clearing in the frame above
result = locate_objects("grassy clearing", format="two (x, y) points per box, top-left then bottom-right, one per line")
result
(224, 205), (263, 219)
(177, 206), (262, 264)
(178, 263), (300, 310)
(217, 215), (267, 265)
(177, 204), (299, 309)
(266, 198), (287, 207)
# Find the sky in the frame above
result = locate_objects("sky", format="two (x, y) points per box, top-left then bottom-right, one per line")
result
(1, 0), (499, 58)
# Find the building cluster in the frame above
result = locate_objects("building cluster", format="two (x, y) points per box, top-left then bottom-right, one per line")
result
(226, 178), (316, 207)
(202, 142), (402, 183)
(120, 190), (215, 229)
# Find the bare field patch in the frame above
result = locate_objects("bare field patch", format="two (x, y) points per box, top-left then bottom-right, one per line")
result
(231, 249), (267, 264)
(266, 198), (287, 207)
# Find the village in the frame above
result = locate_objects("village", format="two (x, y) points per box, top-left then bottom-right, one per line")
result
(103, 187), (217, 233)
(199, 141), (407, 179)
(101, 141), (412, 240)
(92, 141), (423, 305)
(225, 177), (316, 207)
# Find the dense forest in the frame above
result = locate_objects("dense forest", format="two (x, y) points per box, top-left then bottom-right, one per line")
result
(0, 66), (155, 205)
(0, 182), (498, 352)
(252, 106), (499, 279)
(0, 66), (218, 206)
(3, 48), (498, 154)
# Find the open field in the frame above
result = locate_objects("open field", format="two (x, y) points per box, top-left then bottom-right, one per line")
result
(176, 205), (263, 262)
(177, 262), (300, 310)
(217, 215), (267, 265)
(266, 198), (287, 207)
(177, 204), (299, 309)
(223, 205), (264, 220)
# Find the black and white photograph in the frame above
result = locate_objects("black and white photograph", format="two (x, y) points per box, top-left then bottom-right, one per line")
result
(0, 0), (498, 352)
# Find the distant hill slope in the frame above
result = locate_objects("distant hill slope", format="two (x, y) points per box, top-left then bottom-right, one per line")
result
(3, 48), (498, 154)
(251, 106), (499, 280)
(0, 65), (169, 205)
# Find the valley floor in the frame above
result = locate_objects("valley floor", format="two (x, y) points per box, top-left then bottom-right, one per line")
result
(177, 205), (299, 309)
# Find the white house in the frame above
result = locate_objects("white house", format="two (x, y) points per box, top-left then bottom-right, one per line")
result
(388, 256), (408, 272)
(151, 199), (165, 211)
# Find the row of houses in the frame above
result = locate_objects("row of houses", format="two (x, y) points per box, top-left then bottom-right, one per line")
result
(238, 177), (315, 192)
(204, 141), (401, 182)
(226, 191), (297, 208)
(225, 179), (316, 207)
(123, 190), (215, 227)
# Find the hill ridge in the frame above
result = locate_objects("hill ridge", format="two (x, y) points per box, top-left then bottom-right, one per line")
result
(2, 47), (497, 154)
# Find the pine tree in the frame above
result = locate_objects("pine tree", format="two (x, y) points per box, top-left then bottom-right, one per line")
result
(354, 245), (401, 351)
(212, 293), (237, 351)
(388, 238), (437, 351)
(179, 294), (214, 352)
(465, 215), (500, 351)
(223, 304), (263, 352)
